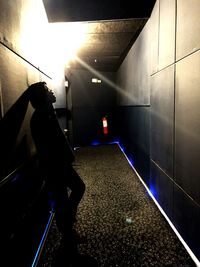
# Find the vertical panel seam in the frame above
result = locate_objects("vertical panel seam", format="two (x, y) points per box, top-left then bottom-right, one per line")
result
(157, 0), (160, 72)
(172, 0), (178, 222)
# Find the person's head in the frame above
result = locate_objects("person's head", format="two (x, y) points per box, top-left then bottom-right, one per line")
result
(28, 82), (56, 110)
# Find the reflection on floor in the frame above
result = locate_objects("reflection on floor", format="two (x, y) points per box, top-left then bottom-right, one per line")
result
(37, 144), (196, 267)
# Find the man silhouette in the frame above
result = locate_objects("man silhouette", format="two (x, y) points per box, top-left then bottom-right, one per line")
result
(28, 82), (85, 261)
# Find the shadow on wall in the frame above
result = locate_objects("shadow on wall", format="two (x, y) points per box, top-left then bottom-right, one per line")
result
(0, 90), (30, 179)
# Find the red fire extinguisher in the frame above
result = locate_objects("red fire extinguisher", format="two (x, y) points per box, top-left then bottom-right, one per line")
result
(102, 116), (108, 135)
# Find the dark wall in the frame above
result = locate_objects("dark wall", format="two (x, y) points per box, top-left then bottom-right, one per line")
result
(69, 69), (117, 147)
(116, 0), (200, 262)
(117, 106), (150, 182)
(0, 0), (56, 179)
(0, 2), (62, 264)
(116, 17), (150, 183)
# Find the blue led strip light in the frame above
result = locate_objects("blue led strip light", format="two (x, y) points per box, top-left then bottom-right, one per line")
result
(31, 211), (55, 267)
(117, 142), (200, 267)
(75, 139), (200, 266)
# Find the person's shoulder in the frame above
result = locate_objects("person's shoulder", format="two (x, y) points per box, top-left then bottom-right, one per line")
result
(31, 110), (48, 125)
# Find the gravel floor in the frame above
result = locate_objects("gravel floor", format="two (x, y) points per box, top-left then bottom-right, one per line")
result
(37, 144), (196, 267)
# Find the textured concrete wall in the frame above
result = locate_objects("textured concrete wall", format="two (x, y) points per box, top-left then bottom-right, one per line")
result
(117, 0), (200, 261)
(0, 0), (64, 177)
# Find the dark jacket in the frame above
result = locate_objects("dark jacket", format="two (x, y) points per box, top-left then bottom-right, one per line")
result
(30, 108), (75, 186)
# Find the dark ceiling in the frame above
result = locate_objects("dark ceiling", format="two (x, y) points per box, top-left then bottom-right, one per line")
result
(43, 0), (156, 71)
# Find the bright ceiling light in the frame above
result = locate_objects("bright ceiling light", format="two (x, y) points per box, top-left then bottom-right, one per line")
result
(48, 22), (87, 64)
(19, 14), (88, 79)
(92, 78), (102, 83)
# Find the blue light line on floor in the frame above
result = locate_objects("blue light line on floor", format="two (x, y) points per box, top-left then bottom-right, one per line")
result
(78, 139), (199, 265)
(91, 140), (101, 146)
(117, 142), (200, 267)
(31, 211), (55, 267)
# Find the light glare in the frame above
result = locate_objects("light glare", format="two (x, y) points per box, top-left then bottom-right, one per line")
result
(49, 22), (87, 64)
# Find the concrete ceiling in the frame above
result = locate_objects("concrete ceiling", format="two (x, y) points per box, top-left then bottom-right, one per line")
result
(43, 0), (156, 72)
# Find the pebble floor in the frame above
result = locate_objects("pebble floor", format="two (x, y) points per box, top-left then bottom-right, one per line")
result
(37, 144), (197, 267)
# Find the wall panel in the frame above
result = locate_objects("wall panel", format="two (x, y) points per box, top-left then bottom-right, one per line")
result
(0, 45), (34, 113)
(158, 0), (176, 69)
(117, 20), (150, 106)
(150, 65), (174, 177)
(176, 0), (200, 60)
(117, 106), (150, 184)
(150, 160), (174, 218)
(0, 0), (50, 72)
(149, 0), (159, 75)
(175, 51), (200, 205)
(173, 183), (200, 259)
(117, 0), (200, 261)
(0, 0), (57, 178)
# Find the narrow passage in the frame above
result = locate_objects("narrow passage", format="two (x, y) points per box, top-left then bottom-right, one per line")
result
(38, 144), (196, 267)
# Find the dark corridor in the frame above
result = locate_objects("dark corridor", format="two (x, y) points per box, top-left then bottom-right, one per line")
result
(37, 144), (195, 267)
